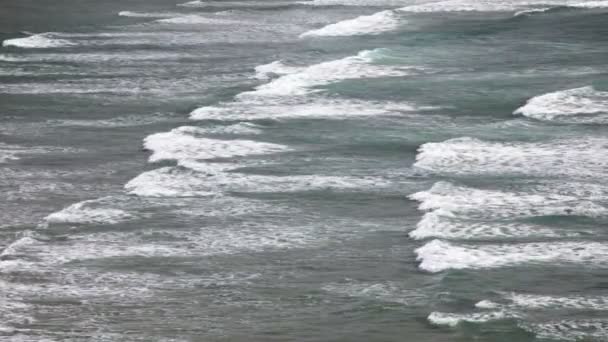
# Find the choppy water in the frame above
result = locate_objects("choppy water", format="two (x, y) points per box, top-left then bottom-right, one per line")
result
(1, 0), (608, 340)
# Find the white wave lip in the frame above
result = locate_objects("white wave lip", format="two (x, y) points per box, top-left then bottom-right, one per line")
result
(513, 7), (551, 16)
(414, 136), (608, 178)
(416, 239), (608, 273)
(410, 182), (607, 219)
(2, 33), (75, 49)
(1, 236), (41, 259)
(156, 15), (236, 24)
(178, 0), (206, 6)
(514, 86), (608, 122)
(191, 98), (419, 120)
(118, 11), (184, 18)
(409, 211), (568, 240)
(254, 60), (305, 80)
(238, 49), (414, 98)
(300, 10), (401, 37)
(44, 199), (133, 225)
(125, 166), (388, 197)
(428, 311), (512, 327)
(143, 126), (289, 163)
(203, 122), (264, 135)
(125, 167), (217, 197)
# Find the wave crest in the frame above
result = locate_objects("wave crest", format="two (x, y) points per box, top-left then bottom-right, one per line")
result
(2, 33), (75, 49)
(300, 10), (401, 37)
(514, 86), (608, 123)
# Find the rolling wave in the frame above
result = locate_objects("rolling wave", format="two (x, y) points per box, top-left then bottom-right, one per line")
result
(191, 98), (420, 120)
(238, 49), (416, 98)
(2, 33), (75, 49)
(254, 60), (305, 80)
(118, 11), (181, 18)
(514, 86), (608, 123)
(409, 211), (578, 240)
(143, 126), (289, 164)
(44, 199), (134, 225)
(300, 10), (402, 37)
(416, 239), (608, 272)
(428, 311), (514, 326)
(410, 181), (607, 220)
(125, 166), (388, 197)
(414, 136), (608, 178)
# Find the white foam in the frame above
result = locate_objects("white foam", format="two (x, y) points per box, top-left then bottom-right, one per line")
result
(143, 126), (289, 164)
(47, 113), (171, 128)
(475, 292), (608, 311)
(2, 33), (75, 49)
(514, 86), (608, 123)
(125, 166), (388, 197)
(0, 143), (75, 163)
(191, 98), (419, 120)
(4, 224), (332, 275)
(192, 50), (425, 122)
(0, 143), (22, 163)
(300, 10), (402, 37)
(398, 0), (519, 12)
(254, 61), (305, 80)
(475, 300), (501, 309)
(202, 122), (264, 134)
(118, 11), (181, 18)
(409, 211), (570, 240)
(156, 15), (236, 24)
(322, 282), (426, 305)
(1, 234), (181, 267)
(179, 0), (295, 7)
(571, 0), (608, 8)
(171, 196), (283, 218)
(125, 166), (231, 197)
(214, 9), (243, 15)
(524, 319), (608, 341)
(506, 293), (608, 310)
(44, 199), (133, 225)
(300, 0), (414, 6)
(174, 224), (318, 254)
(428, 311), (512, 326)
(416, 239), (608, 272)
(397, 0), (599, 12)
(0, 51), (203, 63)
(414, 136), (608, 178)
(238, 49), (415, 98)
(513, 7), (551, 16)
(1, 236), (39, 258)
(178, 0), (206, 6)
(532, 181), (608, 202)
(410, 182), (606, 220)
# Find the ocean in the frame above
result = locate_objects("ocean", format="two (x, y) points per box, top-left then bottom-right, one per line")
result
(1, 0), (608, 340)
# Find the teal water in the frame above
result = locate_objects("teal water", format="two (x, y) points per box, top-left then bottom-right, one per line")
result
(1, 0), (608, 341)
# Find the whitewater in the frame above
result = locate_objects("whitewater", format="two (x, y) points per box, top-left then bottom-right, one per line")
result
(1, 0), (607, 340)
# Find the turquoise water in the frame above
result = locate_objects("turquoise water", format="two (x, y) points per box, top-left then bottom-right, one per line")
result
(1, 0), (608, 340)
